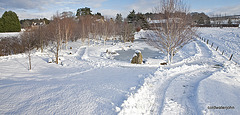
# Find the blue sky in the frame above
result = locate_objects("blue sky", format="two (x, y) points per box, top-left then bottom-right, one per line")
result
(0, 0), (240, 19)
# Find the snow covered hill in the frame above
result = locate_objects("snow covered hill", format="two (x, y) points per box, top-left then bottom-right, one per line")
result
(0, 28), (239, 114)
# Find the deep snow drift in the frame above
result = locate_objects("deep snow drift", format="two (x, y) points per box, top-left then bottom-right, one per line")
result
(0, 28), (240, 114)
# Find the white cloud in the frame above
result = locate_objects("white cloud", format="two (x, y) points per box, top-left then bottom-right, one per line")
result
(128, 0), (159, 13)
(0, 0), (107, 11)
(0, 0), (108, 19)
(17, 11), (54, 19)
(98, 9), (123, 18)
(191, 4), (240, 16)
(0, 0), (55, 10)
(2, 0), (239, 20)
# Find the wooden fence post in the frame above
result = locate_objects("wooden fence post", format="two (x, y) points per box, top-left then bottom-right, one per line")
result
(229, 54), (233, 61)
(211, 43), (213, 47)
(216, 46), (218, 51)
(207, 40), (209, 44)
(222, 50), (224, 55)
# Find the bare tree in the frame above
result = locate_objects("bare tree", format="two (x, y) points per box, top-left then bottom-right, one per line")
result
(147, 0), (195, 64)
(122, 20), (134, 43)
(60, 12), (76, 49)
(103, 18), (112, 45)
(91, 17), (100, 46)
(48, 13), (64, 64)
(21, 31), (37, 70)
(31, 25), (47, 53)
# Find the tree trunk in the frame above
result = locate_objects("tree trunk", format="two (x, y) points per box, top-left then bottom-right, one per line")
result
(170, 50), (174, 63)
(167, 47), (170, 64)
(40, 39), (43, 53)
(167, 52), (170, 64)
(65, 34), (68, 50)
(28, 48), (31, 70)
(56, 43), (59, 64)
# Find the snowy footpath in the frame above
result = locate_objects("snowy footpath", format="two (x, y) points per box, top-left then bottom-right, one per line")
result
(0, 28), (240, 114)
(119, 39), (240, 115)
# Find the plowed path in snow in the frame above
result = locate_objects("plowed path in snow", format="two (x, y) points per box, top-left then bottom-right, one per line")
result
(119, 39), (240, 115)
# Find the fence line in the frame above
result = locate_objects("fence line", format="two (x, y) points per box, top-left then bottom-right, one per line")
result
(198, 37), (238, 65)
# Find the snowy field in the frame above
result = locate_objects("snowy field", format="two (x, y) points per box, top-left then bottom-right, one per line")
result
(0, 28), (240, 114)
(198, 27), (240, 64)
(0, 32), (21, 39)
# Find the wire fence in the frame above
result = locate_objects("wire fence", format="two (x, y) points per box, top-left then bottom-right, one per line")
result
(198, 37), (238, 65)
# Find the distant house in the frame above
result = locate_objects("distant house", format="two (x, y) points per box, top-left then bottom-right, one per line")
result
(146, 13), (191, 29)
(208, 15), (240, 27)
(210, 15), (240, 24)
(24, 21), (46, 31)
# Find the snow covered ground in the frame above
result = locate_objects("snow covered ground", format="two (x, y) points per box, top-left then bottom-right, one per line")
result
(0, 28), (240, 114)
(0, 32), (21, 39)
(198, 27), (240, 64)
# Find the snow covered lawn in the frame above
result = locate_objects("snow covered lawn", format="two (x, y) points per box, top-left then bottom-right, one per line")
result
(0, 28), (240, 114)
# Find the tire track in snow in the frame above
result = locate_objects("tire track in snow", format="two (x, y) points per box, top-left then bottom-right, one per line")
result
(118, 38), (223, 114)
(153, 64), (211, 114)
(157, 40), (224, 114)
(159, 67), (218, 115)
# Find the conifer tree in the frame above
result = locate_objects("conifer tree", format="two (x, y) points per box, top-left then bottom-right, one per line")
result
(127, 10), (136, 24)
(76, 7), (92, 17)
(1, 11), (21, 32)
(116, 14), (123, 23)
(0, 18), (4, 32)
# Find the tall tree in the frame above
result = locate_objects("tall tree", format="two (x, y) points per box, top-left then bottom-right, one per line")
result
(127, 11), (149, 29)
(95, 12), (104, 19)
(21, 31), (37, 70)
(147, 0), (195, 64)
(115, 14), (123, 23)
(48, 13), (64, 64)
(76, 7), (92, 17)
(0, 18), (4, 32)
(60, 11), (76, 49)
(1, 11), (21, 32)
(127, 10), (136, 24)
(61, 11), (74, 18)
(136, 13), (149, 29)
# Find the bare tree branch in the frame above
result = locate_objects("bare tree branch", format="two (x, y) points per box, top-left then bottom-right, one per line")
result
(147, 0), (196, 64)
